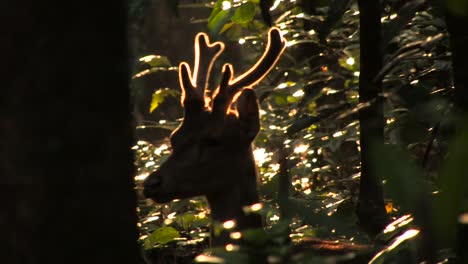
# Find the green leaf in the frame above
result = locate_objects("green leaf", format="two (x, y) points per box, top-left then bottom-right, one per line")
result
(139, 55), (171, 68)
(208, 9), (232, 35)
(144, 226), (180, 249)
(274, 95), (287, 106)
(318, 0), (352, 41)
(208, 0), (224, 22)
(231, 2), (256, 25)
(381, 0), (427, 48)
(219, 21), (234, 34)
(149, 88), (179, 113)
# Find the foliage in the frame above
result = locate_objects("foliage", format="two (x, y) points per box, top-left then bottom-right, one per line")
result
(131, 0), (466, 263)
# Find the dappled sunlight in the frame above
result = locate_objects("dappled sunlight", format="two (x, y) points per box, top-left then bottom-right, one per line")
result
(384, 214), (414, 234)
(322, 87), (338, 95)
(253, 148), (272, 166)
(370, 229), (420, 263)
(197, 211), (207, 219)
(263, 163), (280, 180)
(195, 255), (225, 264)
(167, 212), (177, 219)
(230, 232), (242, 240)
(223, 220), (236, 229)
(332, 131), (345, 138)
(250, 203), (263, 212)
(221, 1), (231, 10)
(225, 244), (239, 252)
(143, 215), (160, 224)
(134, 172), (149, 181)
(154, 143), (169, 155)
(269, 214), (280, 222)
(292, 89), (304, 98)
(293, 144), (309, 154)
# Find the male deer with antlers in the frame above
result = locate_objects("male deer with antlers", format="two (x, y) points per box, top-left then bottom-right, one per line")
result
(143, 28), (286, 245)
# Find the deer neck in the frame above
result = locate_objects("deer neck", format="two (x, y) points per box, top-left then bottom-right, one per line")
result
(205, 149), (262, 231)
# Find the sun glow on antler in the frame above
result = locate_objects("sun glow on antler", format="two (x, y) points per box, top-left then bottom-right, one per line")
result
(179, 28), (287, 112)
(179, 32), (225, 106)
(229, 27), (287, 88)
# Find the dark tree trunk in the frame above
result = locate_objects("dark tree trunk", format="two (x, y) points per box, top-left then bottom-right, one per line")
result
(0, 1), (140, 264)
(356, 0), (389, 237)
(444, 5), (468, 263)
(444, 6), (468, 115)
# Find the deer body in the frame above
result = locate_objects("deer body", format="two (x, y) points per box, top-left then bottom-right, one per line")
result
(143, 28), (286, 245)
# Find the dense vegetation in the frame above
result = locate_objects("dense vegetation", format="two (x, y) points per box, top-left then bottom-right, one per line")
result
(131, 0), (468, 263)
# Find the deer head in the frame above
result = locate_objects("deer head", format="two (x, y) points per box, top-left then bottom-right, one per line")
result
(143, 28), (286, 233)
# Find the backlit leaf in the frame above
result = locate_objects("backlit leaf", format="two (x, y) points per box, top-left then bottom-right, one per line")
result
(149, 88), (179, 113)
(232, 2), (256, 25)
(144, 226), (180, 249)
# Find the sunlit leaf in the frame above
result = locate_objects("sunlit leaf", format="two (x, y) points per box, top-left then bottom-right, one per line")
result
(149, 88), (179, 113)
(208, 8), (232, 35)
(144, 226), (180, 248)
(208, 0), (224, 22)
(139, 55), (171, 68)
(318, 0), (352, 41)
(219, 21), (233, 34)
(381, 0), (426, 47)
(231, 1), (256, 25)
(369, 229), (420, 264)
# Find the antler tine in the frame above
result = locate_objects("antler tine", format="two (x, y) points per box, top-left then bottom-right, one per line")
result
(211, 63), (234, 115)
(179, 33), (224, 107)
(211, 27), (287, 115)
(229, 27), (286, 92)
(194, 33), (225, 93)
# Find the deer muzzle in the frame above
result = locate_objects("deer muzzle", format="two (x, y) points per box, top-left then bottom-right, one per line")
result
(142, 171), (172, 203)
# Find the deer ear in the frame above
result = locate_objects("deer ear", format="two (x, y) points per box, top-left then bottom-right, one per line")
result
(237, 88), (260, 141)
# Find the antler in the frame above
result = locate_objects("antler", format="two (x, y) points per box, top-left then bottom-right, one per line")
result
(211, 27), (287, 115)
(178, 27), (286, 121)
(179, 33), (224, 110)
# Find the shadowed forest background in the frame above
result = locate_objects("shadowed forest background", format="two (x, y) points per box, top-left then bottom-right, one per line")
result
(2, 0), (468, 263)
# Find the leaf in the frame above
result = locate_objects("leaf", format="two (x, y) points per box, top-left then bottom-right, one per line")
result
(219, 21), (233, 34)
(139, 55), (171, 68)
(381, 0), (427, 48)
(369, 229), (420, 264)
(208, 0), (224, 22)
(149, 88), (179, 113)
(318, 0), (352, 41)
(144, 226), (180, 249)
(231, 1), (256, 25)
(208, 9), (232, 35)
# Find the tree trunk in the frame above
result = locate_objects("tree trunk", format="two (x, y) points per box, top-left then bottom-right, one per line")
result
(356, 0), (389, 237)
(0, 1), (140, 263)
(444, 3), (468, 114)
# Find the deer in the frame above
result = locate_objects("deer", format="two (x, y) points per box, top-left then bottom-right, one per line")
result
(143, 28), (286, 246)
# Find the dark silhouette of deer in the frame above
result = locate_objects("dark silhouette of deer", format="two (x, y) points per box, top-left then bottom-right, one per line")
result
(143, 28), (286, 245)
